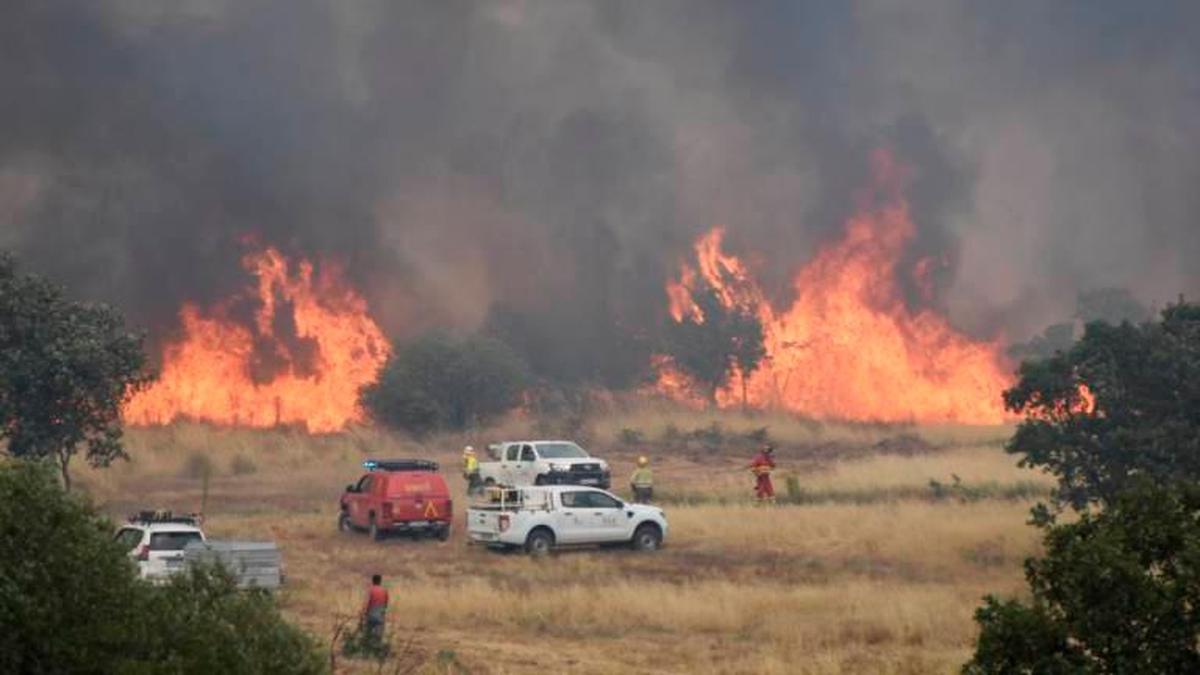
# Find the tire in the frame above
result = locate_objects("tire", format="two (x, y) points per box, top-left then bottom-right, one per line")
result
(631, 523), (662, 552)
(534, 474), (548, 486)
(369, 516), (383, 542)
(436, 524), (451, 542)
(524, 528), (555, 556)
(337, 513), (352, 533)
(484, 478), (496, 488)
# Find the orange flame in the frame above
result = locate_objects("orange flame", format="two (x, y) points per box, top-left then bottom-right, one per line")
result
(658, 149), (1012, 424)
(125, 245), (390, 433)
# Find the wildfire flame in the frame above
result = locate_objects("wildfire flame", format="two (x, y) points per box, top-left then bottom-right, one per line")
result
(124, 245), (390, 433)
(658, 149), (1012, 424)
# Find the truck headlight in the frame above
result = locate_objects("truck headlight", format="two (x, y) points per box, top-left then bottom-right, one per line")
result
(549, 463), (570, 472)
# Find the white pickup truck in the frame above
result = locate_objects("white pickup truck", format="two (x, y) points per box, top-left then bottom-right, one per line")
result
(479, 440), (611, 489)
(466, 485), (667, 555)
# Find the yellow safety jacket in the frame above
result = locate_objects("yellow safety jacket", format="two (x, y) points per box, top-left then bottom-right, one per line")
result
(631, 467), (654, 488)
(463, 455), (479, 475)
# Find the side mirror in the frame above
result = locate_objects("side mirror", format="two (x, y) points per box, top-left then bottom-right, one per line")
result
(345, 484), (355, 493)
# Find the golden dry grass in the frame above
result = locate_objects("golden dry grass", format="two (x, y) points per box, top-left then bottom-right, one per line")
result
(75, 415), (1045, 674)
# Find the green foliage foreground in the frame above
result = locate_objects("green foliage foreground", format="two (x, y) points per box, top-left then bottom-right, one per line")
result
(0, 461), (326, 674)
(965, 481), (1200, 674)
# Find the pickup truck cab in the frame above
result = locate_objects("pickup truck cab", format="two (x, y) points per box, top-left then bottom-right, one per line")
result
(466, 485), (667, 555)
(339, 459), (452, 541)
(479, 440), (611, 489)
(114, 511), (206, 581)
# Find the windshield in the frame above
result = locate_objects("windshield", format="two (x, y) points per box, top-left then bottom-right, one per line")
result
(537, 442), (588, 459)
(149, 531), (203, 551)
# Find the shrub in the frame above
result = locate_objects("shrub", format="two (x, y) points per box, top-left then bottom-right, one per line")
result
(965, 481), (1200, 673)
(617, 427), (645, 446)
(230, 454), (258, 476)
(0, 460), (327, 673)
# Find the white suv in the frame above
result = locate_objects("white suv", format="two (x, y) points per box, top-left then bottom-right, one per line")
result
(114, 512), (206, 581)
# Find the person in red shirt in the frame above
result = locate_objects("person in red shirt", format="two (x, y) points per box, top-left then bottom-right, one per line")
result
(749, 444), (776, 503)
(363, 574), (389, 643)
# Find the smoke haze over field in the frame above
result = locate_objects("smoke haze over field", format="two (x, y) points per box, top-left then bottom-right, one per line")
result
(1, 1), (1198, 381)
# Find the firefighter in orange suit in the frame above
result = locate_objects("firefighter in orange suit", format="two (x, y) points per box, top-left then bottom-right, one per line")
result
(749, 444), (776, 503)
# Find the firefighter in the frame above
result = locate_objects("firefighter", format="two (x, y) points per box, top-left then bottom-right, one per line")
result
(749, 444), (776, 503)
(462, 446), (482, 496)
(630, 456), (654, 504)
(362, 573), (389, 645)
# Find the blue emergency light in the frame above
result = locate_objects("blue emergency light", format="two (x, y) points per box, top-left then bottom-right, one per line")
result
(362, 459), (439, 472)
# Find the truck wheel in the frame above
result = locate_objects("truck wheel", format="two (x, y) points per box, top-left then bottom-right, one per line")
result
(436, 524), (451, 542)
(524, 528), (554, 556)
(337, 513), (352, 533)
(534, 474), (547, 486)
(631, 523), (662, 551)
(369, 516), (383, 542)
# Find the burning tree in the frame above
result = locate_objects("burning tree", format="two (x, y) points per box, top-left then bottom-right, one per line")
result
(663, 285), (766, 406)
(0, 252), (151, 490)
(657, 150), (1012, 424)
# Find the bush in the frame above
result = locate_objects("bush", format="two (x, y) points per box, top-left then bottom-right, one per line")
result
(617, 427), (645, 446)
(0, 460), (146, 673)
(964, 481), (1200, 674)
(230, 454), (258, 476)
(361, 332), (529, 434)
(0, 460), (327, 674)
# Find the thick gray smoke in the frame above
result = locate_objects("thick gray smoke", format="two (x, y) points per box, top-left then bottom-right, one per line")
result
(1, 1), (1197, 382)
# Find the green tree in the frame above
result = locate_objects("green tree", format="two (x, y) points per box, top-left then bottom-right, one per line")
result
(0, 460), (327, 674)
(361, 332), (529, 434)
(1003, 301), (1200, 510)
(0, 253), (152, 490)
(664, 287), (766, 405)
(965, 481), (1200, 674)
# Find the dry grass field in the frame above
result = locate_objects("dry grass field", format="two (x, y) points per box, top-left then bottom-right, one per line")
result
(76, 412), (1051, 674)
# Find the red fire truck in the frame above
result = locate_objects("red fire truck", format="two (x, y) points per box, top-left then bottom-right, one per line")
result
(338, 460), (452, 541)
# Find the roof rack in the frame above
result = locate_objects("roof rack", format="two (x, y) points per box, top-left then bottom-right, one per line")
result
(128, 510), (202, 526)
(362, 459), (439, 472)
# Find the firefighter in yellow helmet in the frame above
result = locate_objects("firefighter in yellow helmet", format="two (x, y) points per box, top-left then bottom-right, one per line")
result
(462, 446), (482, 496)
(630, 455), (654, 504)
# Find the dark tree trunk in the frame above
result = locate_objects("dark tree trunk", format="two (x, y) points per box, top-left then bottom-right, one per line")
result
(58, 450), (72, 492)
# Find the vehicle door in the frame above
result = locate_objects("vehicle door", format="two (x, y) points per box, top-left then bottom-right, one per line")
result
(346, 475), (374, 527)
(553, 490), (592, 544)
(500, 444), (520, 485)
(147, 529), (204, 577)
(514, 444), (538, 485)
(581, 491), (633, 542)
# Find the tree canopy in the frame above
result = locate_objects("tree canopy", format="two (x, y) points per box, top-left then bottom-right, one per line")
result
(965, 481), (1200, 674)
(663, 287), (766, 404)
(0, 460), (326, 674)
(361, 331), (530, 434)
(0, 252), (152, 489)
(1003, 301), (1200, 510)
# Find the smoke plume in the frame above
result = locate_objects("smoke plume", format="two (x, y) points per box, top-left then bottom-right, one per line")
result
(2, 1), (1197, 381)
